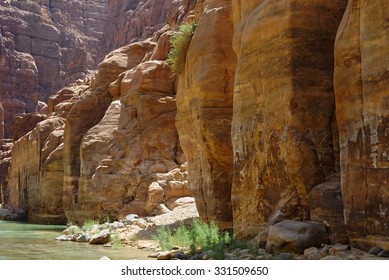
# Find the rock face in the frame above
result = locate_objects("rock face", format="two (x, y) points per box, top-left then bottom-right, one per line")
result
(230, 0), (348, 238)
(0, 101), (4, 140)
(101, 0), (174, 55)
(0, 0), (108, 139)
(0, 27), (39, 139)
(2, 0), (196, 226)
(0, 139), (12, 207)
(65, 35), (191, 224)
(7, 116), (66, 224)
(12, 113), (46, 141)
(334, 0), (389, 249)
(4, 0), (389, 252)
(176, 0), (236, 229)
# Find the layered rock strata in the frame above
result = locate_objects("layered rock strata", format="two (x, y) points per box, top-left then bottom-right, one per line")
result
(99, 0), (195, 58)
(231, 0), (348, 238)
(334, 0), (389, 249)
(0, 29), (39, 139)
(176, 0), (236, 229)
(0, 0), (108, 139)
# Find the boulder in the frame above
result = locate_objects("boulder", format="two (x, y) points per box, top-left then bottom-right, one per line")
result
(266, 220), (329, 254)
(310, 176), (349, 244)
(89, 229), (111, 245)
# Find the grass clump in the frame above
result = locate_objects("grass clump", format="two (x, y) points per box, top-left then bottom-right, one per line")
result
(166, 21), (197, 75)
(82, 219), (99, 231)
(110, 233), (125, 249)
(155, 219), (231, 259)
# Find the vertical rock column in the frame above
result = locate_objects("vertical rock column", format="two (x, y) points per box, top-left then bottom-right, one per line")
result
(231, 0), (347, 238)
(335, 0), (389, 249)
(176, 0), (237, 229)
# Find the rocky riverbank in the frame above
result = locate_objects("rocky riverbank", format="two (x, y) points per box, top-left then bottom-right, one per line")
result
(55, 202), (389, 260)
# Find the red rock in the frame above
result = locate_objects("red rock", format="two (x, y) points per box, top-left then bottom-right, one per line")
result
(12, 113), (46, 141)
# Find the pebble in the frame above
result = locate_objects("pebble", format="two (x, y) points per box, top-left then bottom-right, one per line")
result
(202, 250), (217, 260)
(189, 254), (202, 260)
(224, 253), (237, 260)
(148, 252), (161, 258)
(274, 253), (294, 260)
(62, 225), (81, 235)
(329, 244), (350, 255)
(238, 253), (254, 260)
(55, 234), (73, 241)
(75, 233), (90, 242)
(135, 220), (148, 229)
(321, 255), (341, 260)
(304, 247), (323, 260)
(238, 249), (250, 255)
(377, 250), (389, 258)
(368, 247), (383, 255)
(157, 251), (172, 260)
(109, 221), (125, 230)
(173, 252), (188, 260)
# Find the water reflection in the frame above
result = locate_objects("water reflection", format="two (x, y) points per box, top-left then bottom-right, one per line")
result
(0, 221), (150, 260)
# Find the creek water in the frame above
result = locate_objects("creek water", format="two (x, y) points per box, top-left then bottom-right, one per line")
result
(0, 220), (150, 260)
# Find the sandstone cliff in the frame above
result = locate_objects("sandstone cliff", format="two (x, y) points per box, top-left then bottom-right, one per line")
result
(176, 0), (236, 230)
(3, 0), (389, 253)
(0, 0), (108, 139)
(334, 0), (389, 250)
(4, 0), (195, 225)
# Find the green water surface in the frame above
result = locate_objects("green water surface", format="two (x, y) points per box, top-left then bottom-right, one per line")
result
(0, 221), (150, 260)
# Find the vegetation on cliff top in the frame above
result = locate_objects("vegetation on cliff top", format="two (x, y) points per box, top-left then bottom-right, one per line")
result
(166, 22), (197, 75)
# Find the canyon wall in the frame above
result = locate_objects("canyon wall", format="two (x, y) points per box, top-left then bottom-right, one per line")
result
(3, 0), (389, 251)
(334, 0), (389, 249)
(4, 0), (195, 225)
(176, 0), (236, 229)
(0, 0), (108, 139)
(230, 0), (348, 238)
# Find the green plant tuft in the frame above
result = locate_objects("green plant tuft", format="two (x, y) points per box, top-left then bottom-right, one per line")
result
(82, 219), (98, 231)
(155, 219), (231, 259)
(166, 21), (197, 75)
(110, 233), (125, 249)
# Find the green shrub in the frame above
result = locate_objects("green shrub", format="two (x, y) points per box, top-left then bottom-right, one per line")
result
(82, 219), (98, 231)
(110, 233), (125, 249)
(155, 219), (231, 259)
(166, 21), (197, 75)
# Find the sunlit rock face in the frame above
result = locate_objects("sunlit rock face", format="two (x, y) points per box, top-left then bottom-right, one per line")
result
(176, 0), (237, 230)
(334, 0), (389, 250)
(231, 0), (347, 238)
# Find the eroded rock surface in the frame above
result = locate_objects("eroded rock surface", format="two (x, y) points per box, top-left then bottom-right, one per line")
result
(7, 116), (66, 224)
(231, 0), (348, 238)
(334, 0), (389, 250)
(66, 35), (190, 224)
(176, 0), (236, 230)
(0, 0), (108, 139)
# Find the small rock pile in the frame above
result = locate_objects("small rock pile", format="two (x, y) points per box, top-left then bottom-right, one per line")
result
(56, 214), (151, 246)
